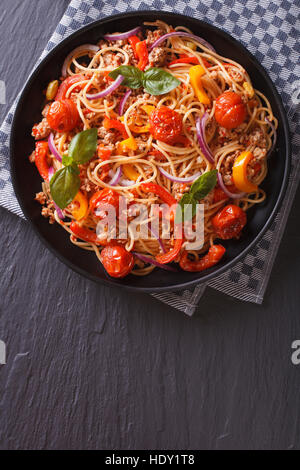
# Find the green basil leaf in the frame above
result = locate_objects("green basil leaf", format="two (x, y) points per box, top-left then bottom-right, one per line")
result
(68, 128), (98, 164)
(50, 166), (81, 209)
(143, 68), (181, 96)
(175, 192), (197, 223)
(62, 154), (73, 166)
(109, 66), (144, 89)
(190, 169), (218, 200)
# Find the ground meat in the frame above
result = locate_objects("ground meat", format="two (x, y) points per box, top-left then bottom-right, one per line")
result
(148, 46), (168, 67)
(253, 146), (267, 160)
(123, 44), (138, 66)
(41, 200), (55, 224)
(32, 118), (51, 140)
(172, 183), (190, 201)
(35, 192), (47, 204)
(42, 104), (50, 117)
(97, 126), (118, 146)
(221, 150), (240, 185)
(145, 29), (163, 47)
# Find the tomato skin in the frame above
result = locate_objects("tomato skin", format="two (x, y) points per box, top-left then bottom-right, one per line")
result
(179, 244), (226, 272)
(55, 74), (85, 100)
(89, 188), (120, 218)
(212, 204), (247, 239)
(213, 184), (237, 203)
(47, 99), (80, 132)
(215, 91), (247, 129)
(149, 106), (183, 144)
(101, 245), (134, 278)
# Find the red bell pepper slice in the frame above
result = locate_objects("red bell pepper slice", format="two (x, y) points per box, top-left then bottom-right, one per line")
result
(141, 182), (177, 206)
(136, 41), (149, 71)
(70, 221), (110, 246)
(156, 238), (183, 264)
(128, 35), (140, 60)
(35, 141), (50, 181)
(103, 117), (128, 139)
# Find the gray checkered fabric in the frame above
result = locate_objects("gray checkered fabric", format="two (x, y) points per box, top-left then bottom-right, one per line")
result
(0, 0), (299, 315)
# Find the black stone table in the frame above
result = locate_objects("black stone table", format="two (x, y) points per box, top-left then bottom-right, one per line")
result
(0, 0), (299, 450)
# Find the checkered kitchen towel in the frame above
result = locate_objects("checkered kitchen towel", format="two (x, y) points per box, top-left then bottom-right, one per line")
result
(0, 0), (299, 315)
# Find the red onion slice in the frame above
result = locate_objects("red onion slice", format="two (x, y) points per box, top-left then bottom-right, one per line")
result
(149, 31), (215, 52)
(62, 44), (99, 77)
(120, 178), (135, 187)
(48, 133), (62, 162)
(133, 252), (177, 271)
(109, 166), (122, 186)
(148, 225), (166, 253)
(48, 167), (65, 219)
(265, 117), (277, 157)
(196, 114), (215, 164)
(217, 172), (245, 199)
(86, 75), (124, 100)
(118, 89), (132, 115)
(103, 27), (141, 41)
(159, 166), (200, 183)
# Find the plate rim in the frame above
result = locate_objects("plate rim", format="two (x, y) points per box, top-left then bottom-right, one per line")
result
(10, 10), (291, 293)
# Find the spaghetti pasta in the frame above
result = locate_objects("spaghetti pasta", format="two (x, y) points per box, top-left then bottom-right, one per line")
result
(31, 20), (277, 278)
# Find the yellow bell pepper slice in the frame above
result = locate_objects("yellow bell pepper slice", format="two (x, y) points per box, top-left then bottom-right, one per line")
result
(189, 65), (210, 105)
(117, 136), (137, 153)
(72, 191), (88, 220)
(129, 123), (150, 133)
(232, 151), (258, 193)
(141, 105), (155, 115)
(123, 164), (140, 181)
(243, 81), (254, 98)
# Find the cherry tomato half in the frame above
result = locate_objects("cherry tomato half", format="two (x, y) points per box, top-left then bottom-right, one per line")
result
(212, 204), (247, 239)
(89, 189), (120, 219)
(215, 91), (247, 129)
(101, 245), (134, 278)
(149, 106), (183, 144)
(47, 99), (80, 132)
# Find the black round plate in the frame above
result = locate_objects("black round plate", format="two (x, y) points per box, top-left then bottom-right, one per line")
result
(10, 11), (291, 293)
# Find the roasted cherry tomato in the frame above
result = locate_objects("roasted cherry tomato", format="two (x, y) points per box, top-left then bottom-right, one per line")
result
(149, 106), (183, 144)
(179, 244), (226, 271)
(212, 204), (247, 239)
(215, 91), (247, 129)
(89, 188), (120, 218)
(47, 99), (80, 132)
(55, 74), (86, 100)
(101, 245), (134, 278)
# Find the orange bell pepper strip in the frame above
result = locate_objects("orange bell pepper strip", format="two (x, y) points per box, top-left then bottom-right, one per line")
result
(103, 117), (128, 139)
(117, 136), (137, 153)
(232, 151), (258, 193)
(55, 74), (86, 100)
(136, 41), (149, 71)
(123, 164), (140, 181)
(128, 35), (140, 60)
(141, 182), (177, 206)
(35, 141), (50, 181)
(189, 65), (210, 105)
(72, 191), (88, 221)
(70, 221), (110, 246)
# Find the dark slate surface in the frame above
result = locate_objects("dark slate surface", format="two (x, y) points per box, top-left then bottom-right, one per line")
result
(0, 0), (300, 450)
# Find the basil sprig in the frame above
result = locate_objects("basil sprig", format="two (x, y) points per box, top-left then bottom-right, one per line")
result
(50, 129), (98, 209)
(175, 170), (218, 223)
(109, 66), (180, 96)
